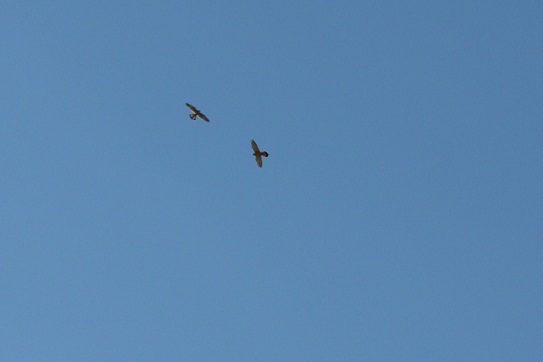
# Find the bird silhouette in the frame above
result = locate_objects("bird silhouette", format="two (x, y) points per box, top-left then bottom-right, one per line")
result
(185, 103), (210, 122)
(251, 139), (269, 168)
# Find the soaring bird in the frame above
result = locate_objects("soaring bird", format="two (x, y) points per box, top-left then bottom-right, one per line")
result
(251, 139), (269, 168)
(185, 103), (210, 122)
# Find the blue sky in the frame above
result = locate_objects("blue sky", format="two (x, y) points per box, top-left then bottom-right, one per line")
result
(1, 1), (542, 360)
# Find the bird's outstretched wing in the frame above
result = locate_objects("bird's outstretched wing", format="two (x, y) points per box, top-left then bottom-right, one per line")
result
(198, 113), (210, 122)
(255, 154), (263, 168)
(251, 140), (260, 153)
(185, 103), (197, 112)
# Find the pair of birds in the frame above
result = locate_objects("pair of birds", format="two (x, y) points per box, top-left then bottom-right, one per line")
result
(185, 103), (269, 168)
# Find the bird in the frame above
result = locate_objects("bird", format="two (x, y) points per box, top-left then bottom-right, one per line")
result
(251, 139), (269, 168)
(185, 103), (210, 122)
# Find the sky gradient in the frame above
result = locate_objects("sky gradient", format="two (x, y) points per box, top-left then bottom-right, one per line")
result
(1, 1), (542, 361)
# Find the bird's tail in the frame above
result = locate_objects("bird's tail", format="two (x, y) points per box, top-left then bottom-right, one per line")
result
(261, 152), (269, 157)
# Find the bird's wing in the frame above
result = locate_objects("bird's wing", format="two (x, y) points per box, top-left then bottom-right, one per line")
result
(185, 103), (197, 112)
(251, 140), (260, 153)
(198, 113), (210, 122)
(255, 154), (263, 168)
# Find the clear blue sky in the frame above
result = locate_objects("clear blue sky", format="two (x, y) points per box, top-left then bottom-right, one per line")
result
(1, 1), (542, 361)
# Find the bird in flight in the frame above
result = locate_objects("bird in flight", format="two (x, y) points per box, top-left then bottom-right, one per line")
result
(185, 103), (210, 122)
(251, 139), (269, 168)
